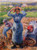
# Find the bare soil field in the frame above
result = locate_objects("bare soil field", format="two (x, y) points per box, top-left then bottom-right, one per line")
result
(0, 17), (37, 50)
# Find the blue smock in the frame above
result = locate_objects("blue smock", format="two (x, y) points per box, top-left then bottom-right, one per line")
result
(8, 11), (26, 44)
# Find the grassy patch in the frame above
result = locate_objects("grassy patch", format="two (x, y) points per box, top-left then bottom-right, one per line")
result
(0, 17), (5, 24)
(26, 12), (37, 17)
(0, 12), (7, 16)
(0, 11), (37, 17)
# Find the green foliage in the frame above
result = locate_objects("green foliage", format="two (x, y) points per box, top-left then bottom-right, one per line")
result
(22, 6), (37, 11)
(0, 12), (7, 16)
(26, 12), (37, 17)
(0, 5), (37, 12)
(0, 5), (13, 12)
(5, 7), (12, 11)
(0, 17), (5, 24)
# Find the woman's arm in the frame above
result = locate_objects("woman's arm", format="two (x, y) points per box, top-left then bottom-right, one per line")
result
(7, 8), (15, 17)
(7, 11), (14, 17)
(21, 11), (27, 17)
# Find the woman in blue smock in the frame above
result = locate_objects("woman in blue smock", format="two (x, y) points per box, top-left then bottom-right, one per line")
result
(7, 7), (27, 48)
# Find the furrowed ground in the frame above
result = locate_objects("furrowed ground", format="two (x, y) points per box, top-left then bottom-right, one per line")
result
(0, 17), (37, 50)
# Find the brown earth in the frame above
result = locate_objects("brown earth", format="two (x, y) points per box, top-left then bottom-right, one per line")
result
(0, 17), (37, 50)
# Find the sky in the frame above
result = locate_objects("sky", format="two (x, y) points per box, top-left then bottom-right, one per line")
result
(0, 0), (37, 2)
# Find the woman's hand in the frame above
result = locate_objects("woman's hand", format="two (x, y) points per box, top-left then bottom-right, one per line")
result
(15, 6), (23, 11)
(10, 8), (15, 12)
(19, 7), (23, 11)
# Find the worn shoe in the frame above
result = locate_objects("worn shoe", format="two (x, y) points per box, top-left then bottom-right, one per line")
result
(19, 45), (23, 48)
(11, 45), (17, 49)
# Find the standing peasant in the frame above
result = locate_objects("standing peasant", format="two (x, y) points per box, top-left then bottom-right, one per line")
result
(7, 11), (27, 44)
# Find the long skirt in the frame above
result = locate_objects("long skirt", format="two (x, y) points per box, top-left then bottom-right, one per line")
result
(11, 22), (23, 44)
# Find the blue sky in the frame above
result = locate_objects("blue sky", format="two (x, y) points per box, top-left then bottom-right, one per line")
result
(0, 0), (37, 2)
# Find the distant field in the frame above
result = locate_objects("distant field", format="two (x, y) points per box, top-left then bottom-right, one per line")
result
(0, 11), (37, 17)
(26, 12), (37, 17)
(0, 11), (37, 24)
(0, 2), (11, 5)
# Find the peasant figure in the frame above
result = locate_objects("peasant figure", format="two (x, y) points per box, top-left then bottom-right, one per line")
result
(3, 19), (12, 37)
(7, 7), (27, 48)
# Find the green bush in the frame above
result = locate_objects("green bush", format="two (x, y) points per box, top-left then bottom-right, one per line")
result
(0, 17), (5, 24)
(22, 6), (37, 11)
(0, 12), (7, 16)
